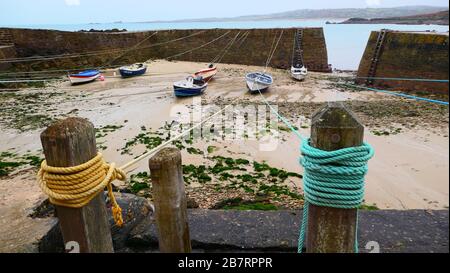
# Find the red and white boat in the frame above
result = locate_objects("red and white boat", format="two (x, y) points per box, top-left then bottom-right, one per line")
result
(194, 64), (217, 82)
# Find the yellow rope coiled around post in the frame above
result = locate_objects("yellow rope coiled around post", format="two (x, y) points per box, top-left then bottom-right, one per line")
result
(37, 153), (126, 227)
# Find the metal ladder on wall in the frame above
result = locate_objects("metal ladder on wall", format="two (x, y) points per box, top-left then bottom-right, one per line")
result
(366, 29), (389, 85)
(0, 29), (14, 46)
(292, 29), (305, 68)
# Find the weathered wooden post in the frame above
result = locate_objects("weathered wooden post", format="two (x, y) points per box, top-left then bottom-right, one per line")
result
(307, 102), (364, 253)
(40, 117), (114, 253)
(149, 147), (192, 253)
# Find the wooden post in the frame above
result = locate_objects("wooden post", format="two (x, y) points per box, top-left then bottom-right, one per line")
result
(149, 148), (191, 253)
(306, 102), (364, 253)
(40, 117), (114, 253)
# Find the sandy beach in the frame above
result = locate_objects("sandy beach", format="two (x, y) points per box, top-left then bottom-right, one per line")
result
(0, 60), (448, 252)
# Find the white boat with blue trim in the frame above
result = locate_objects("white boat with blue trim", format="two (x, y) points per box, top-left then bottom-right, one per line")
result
(119, 63), (147, 78)
(245, 72), (273, 93)
(174, 76), (208, 97)
(68, 70), (101, 85)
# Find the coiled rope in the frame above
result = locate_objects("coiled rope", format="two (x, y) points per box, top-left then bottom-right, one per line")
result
(257, 87), (375, 253)
(254, 31), (375, 253)
(297, 141), (374, 253)
(36, 95), (238, 227)
(37, 153), (127, 227)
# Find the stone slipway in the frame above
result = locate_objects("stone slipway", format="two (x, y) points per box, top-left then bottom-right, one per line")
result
(38, 194), (449, 253)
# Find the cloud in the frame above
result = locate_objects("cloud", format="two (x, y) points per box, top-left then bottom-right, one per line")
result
(366, 0), (381, 7)
(65, 0), (80, 6)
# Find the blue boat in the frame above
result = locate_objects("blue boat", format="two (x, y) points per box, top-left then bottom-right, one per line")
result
(68, 70), (100, 85)
(245, 72), (273, 93)
(119, 63), (147, 78)
(174, 76), (208, 97)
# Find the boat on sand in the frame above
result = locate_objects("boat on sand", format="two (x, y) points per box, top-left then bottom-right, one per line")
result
(68, 70), (100, 85)
(174, 76), (208, 97)
(245, 72), (273, 93)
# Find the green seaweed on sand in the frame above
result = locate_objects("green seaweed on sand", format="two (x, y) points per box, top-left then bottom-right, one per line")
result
(183, 164), (212, 183)
(0, 152), (43, 177)
(259, 184), (303, 200)
(129, 172), (151, 194)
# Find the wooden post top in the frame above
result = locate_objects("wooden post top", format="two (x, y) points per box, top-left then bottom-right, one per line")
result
(311, 102), (364, 151)
(41, 117), (97, 168)
(149, 147), (182, 171)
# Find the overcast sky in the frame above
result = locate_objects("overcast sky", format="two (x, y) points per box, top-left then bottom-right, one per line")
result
(1, 0), (448, 25)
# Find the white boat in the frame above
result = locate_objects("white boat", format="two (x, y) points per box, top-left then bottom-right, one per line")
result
(291, 65), (308, 81)
(68, 70), (100, 85)
(245, 72), (273, 93)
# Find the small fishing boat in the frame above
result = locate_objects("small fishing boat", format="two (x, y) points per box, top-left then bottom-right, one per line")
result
(174, 76), (208, 97)
(245, 72), (273, 93)
(119, 63), (147, 78)
(194, 64), (217, 82)
(68, 70), (100, 85)
(291, 65), (308, 81)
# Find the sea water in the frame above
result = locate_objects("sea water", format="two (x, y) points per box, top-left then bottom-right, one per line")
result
(2, 20), (449, 70)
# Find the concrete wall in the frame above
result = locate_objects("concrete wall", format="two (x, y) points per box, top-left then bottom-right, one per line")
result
(0, 45), (16, 70)
(0, 27), (330, 73)
(357, 31), (449, 94)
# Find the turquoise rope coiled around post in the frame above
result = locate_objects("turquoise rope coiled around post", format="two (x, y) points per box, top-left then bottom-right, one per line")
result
(297, 139), (375, 253)
(255, 87), (376, 253)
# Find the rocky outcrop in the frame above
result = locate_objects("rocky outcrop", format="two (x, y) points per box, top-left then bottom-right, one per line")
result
(38, 193), (155, 253)
(340, 10), (449, 26)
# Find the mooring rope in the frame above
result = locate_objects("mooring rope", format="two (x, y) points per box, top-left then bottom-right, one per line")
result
(106, 31), (159, 66)
(36, 96), (239, 227)
(356, 76), (449, 83)
(211, 31), (242, 64)
(264, 30), (284, 71)
(297, 141), (374, 253)
(0, 30), (206, 64)
(256, 85), (374, 253)
(254, 34), (374, 253)
(344, 83), (449, 106)
(165, 31), (232, 60)
(37, 153), (127, 227)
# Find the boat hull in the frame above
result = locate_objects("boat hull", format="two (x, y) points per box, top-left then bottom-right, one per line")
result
(291, 66), (308, 81)
(195, 67), (217, 82)
(291, 73), (306, 81)
(119, 67), (147, 78)
(246, 80), (270, 93)
(69, 74), (100, 85)
(174, 86), (207, 97)
(245, 72), (273, 93)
